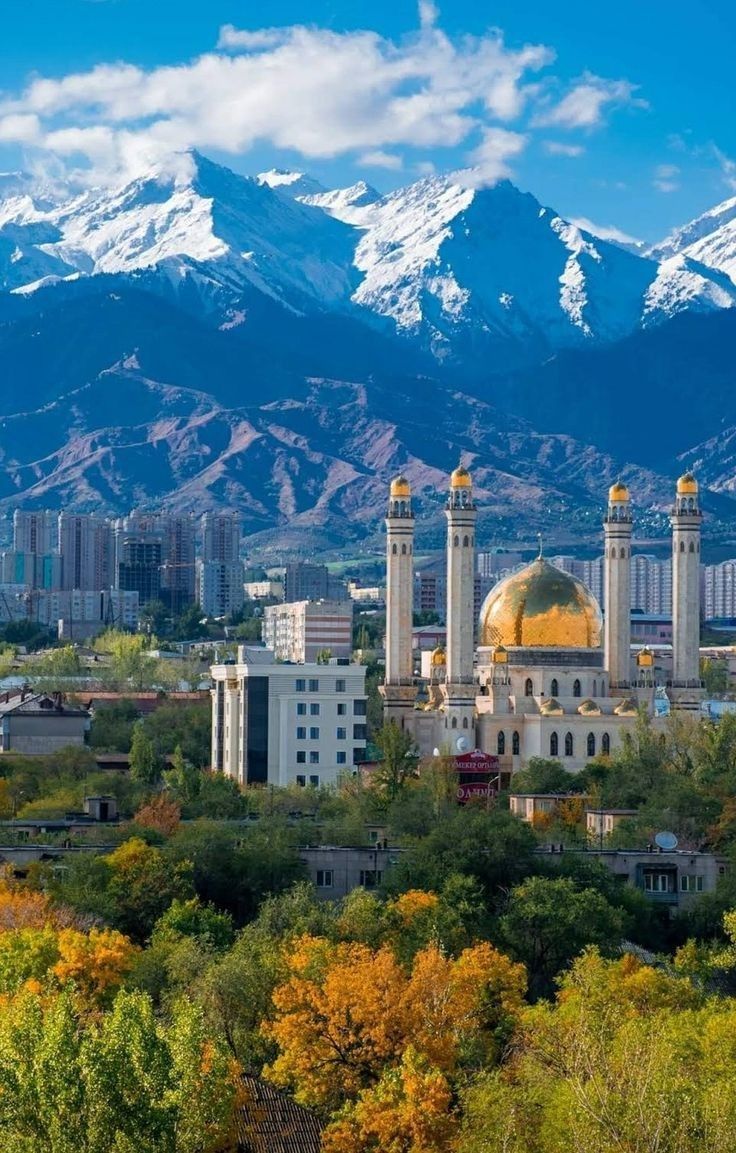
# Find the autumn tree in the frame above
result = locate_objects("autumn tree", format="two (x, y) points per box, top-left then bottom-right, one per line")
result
(134, 792), (182, 837)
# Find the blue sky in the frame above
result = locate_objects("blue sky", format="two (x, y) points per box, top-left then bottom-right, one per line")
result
(1, 0), (734, 241)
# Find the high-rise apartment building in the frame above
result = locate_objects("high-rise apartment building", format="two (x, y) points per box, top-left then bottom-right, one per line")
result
(58, 514), (114, 591)
(703, 561), (736, 622)
(197, 513), (243, 618)
(13, 511), (57, 556)
(116, 535), (162, 604)
(201, 513), (241, 563)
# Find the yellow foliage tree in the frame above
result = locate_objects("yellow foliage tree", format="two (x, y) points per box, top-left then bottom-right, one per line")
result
(323, 1047), (457, 1153)
(134, 792), (182, 836)
(264, 935), (526, 1111)
(53, 926), (138, 1001)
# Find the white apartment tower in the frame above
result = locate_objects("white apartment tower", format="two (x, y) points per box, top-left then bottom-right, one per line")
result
(670, 472), (703, 708)
(603, 481), (632, 690)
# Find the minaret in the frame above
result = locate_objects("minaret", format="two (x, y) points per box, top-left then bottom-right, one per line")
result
(603, 481), (632, 692)
(443, 465), (477, 737)
(670, 471), (703, 709)
(381, 475), (416, 724)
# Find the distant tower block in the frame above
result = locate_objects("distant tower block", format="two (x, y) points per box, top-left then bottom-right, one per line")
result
(604, 481), (632, 691)
(443, 465), (477, 736)
(670, 472), (703, 709)
(381, 475), (416, 724)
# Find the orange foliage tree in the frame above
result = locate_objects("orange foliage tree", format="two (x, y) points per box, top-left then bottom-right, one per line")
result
(264, 935), (526, 1111)
(134, 793), (182, 836)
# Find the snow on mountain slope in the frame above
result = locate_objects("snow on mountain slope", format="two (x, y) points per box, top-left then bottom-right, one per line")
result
(0, 153), (735, 367)
(650, 195), (736, 264)
(0, 153), (358, 310)
(300, 174), (729, 360)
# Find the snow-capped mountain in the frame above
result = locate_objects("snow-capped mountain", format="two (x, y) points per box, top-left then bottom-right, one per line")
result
(649, 194), (736, 283)
(1, 151), (735, 373)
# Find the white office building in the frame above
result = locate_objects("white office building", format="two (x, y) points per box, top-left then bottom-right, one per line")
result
(210, 646), (367, 788)
(196, 560), (245, 618)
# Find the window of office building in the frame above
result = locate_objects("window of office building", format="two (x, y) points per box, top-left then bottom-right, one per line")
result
(309, 774), (320, 787)
(309, 751), (319, 765)
(297, 702), (306, 716)
(354, 700), (367, 716)
(337, 727), (347, 740)
(316, 870), (333, 888)
(353, 724), (367, 741)
(296, 774), (306, 786)
(296, 726), (306, 740)
(337, 751), (347, 764)
(336, 678), (346, 692)
(337, 702), (347, 716)
(296, 752), (306, 765)
(309, 678), (319, 692)
(296, 679), (306, 692)
(309, 726), (319, 739)
(310, 703), (320, 716)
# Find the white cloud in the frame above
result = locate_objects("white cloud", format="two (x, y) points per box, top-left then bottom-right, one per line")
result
(534, 74), (645, 129)
(418, 0), (439, 29)
(653, 163), (680, 192)
(0, 13), (635, 187)
(462, 126), (527, 185)
(216, 25), (289, 52)
(543, 140), (583, 157)
(359, 150), (403, 170)
(570, 216), (641, 247)
(712, 145), (736, 191)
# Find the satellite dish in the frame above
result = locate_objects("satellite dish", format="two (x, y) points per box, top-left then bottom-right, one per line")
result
(654, 831), (678, 851)
(456, 736), (470, 753)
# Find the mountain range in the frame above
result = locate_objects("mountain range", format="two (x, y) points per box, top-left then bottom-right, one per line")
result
(1, 150), (736, 555)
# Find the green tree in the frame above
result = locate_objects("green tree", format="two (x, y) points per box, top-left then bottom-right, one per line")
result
(373, 722), (419, 801)
(499, 876), (627, 996)
(511, 756), (586, 795)
(142, 700), (211, 767)
(0, 987), (236, 1153)
(88, 700), (139, 752)
(129, 722), (161, 785)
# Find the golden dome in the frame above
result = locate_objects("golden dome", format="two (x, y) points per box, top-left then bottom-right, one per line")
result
(615, 698), (639, 716)
(492, 644), (508, 664)
(479, 557), (602, 649)
(578, 699), (602, 715)
(450, 466), (472, 488)
(390, 475), (411, 498)
(430, 646), (446, 667)
(677, 471), (698, 495)
(608, 481), (629, 501)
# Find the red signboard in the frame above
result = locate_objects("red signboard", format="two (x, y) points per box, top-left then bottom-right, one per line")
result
(453, 750), (499, 774)
(456, 782), (493, 802)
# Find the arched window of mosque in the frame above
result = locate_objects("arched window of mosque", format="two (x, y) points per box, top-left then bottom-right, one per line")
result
(401, 543), (407, 555)
(463, 535), (469, 547)
(680, 541), (685, 553)
(497, 731), (505, 755)
(550, 732), (558, 756)
(689, 541), (695, 553)
(392, 544), (397, 555)
(573, 679), (581, 698)
(454, 535), (459, 548)
(587, 732), (596, 757)
(525, 678), (533, 697)
(451, 717), (457, 729)
(620, 547), (627, 559)
(550, 678), (559, 697)
(592, 679), (598, 697)
(462, 717), (468, 729)
(602, 732), (610, 755)
(564, 732), (574, 757)
(512, 730), (520, 755)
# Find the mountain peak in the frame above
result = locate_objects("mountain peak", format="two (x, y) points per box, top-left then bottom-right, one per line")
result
(256, 169), (326, 198)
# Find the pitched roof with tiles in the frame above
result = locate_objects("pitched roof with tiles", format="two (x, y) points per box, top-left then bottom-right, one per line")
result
(236, 1076), (323, 1153)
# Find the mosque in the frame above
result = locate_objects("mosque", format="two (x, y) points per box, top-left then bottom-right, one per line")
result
(380, 468), (703, 773)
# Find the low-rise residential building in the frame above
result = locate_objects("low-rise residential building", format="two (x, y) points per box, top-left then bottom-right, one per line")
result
(298, 845), (402, 899)
(543, 847), (727, 910)
(210, 646), (367, 788)
(0, 690), (90, 753)
(262, 599), (353, 663)
(586, 807), (638, 842)
(510, 793), (590, 824)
